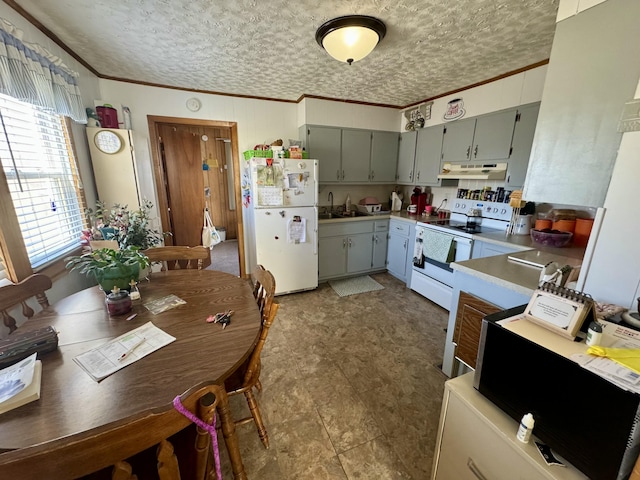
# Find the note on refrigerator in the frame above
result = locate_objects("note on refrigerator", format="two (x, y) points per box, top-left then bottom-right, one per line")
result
(287, 217), (306, 243)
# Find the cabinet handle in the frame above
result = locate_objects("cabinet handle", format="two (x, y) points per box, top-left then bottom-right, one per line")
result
(336, 169), (340, 180)
(374, 235), (378, 244)
(466, 146), (471, 159)
(342, 170), (345, 180)
(403, 239), (407, 249)
(474, 145), (478, 158)
(416, 170), (420, 181)
(348, 238), (352, 247)
(409, 170), (413, 181)
(343, 239), (347, 248)
(467, 458), (487, 480)
(371, 170), (375, 179)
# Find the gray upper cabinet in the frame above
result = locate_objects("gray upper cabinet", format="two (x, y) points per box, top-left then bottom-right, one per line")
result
(305, 126), (341, 183)
(303, 124), (398, 184)
(472, 109), (517, 161)
(441, 110), (517, 163)
(414, 125), (445, 186)
(397, 131), (417, 183)
(441, 118), (476, 162)
(506, 103), (540, 189)
(342, 129), (371, 182)
(370, 131), (399, 182)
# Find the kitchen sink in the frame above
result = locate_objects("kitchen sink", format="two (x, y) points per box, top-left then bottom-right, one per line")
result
(319, 211), (370, 219)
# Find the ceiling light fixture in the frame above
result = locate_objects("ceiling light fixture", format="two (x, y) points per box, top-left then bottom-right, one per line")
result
(315, 15), (386, 65)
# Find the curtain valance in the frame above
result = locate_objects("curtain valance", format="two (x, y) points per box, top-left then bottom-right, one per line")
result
(0, 18), (87, 123)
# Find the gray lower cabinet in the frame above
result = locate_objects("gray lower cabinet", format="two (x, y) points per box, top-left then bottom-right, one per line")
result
(318, 219), (389, 281)
(387, 219), (412, 282)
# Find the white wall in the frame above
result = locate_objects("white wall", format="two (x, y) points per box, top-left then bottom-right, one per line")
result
(99, 80), (299, 212)
(299, 98), (398, 131)
(400, 65), (547, 131)
(583, 77), (640, 309)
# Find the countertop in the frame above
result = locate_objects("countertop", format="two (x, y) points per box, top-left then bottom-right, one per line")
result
(317, 211), (419, 224)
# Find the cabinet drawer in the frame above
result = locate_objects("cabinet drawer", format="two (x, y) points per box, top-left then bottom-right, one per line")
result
(389, 220), (410, 236)
(374, 220), (389, 232)
(436, 395), (548, 480)
(319, 221), (374, 237)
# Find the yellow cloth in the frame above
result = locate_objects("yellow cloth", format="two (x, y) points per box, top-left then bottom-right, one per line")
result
(587, 346), (640, 374)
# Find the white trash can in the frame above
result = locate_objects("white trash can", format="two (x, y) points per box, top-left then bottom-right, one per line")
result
(216, 227), (226, 242)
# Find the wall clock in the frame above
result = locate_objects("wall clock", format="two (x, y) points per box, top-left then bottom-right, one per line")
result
(94, 130), (123, 154)
(186, 97), (201, 112)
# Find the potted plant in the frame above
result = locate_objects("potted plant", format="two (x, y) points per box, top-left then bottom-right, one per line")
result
(66, 247), (150, 294)
(82, 200), (169, 250)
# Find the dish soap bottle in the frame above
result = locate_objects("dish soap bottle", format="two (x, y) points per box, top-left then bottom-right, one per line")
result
(345, 194), (351, 213)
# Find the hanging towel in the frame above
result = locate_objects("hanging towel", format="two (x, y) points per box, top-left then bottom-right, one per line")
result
(422, 229), (455, 263)
(587, 346), (640, 375)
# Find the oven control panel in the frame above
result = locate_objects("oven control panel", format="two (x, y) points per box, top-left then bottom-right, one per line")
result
(451, 201), (512, 222)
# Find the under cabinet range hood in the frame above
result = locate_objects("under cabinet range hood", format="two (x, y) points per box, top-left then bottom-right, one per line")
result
(437, 162), (508, 180)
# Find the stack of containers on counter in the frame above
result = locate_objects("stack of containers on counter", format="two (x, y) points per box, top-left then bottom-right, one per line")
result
(536, 209), (594, 247)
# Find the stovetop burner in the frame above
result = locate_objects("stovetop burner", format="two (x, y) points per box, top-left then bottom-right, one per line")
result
(449, 224), (484, 234)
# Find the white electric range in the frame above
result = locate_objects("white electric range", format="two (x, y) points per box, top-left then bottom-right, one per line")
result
(410, 200), (513, 310)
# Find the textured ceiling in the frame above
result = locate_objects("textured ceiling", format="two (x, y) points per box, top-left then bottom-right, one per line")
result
(12, 0), (559, 107)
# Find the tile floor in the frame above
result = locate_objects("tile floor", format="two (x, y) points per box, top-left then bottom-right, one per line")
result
(218, 272), (450, 479)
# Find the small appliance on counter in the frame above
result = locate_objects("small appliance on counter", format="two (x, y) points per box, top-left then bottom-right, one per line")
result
(465, 208), (482, 231)
(410, 187), (429, 215)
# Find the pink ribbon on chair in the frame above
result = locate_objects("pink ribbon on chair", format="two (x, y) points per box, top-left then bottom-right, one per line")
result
(173, 395), (222, 479)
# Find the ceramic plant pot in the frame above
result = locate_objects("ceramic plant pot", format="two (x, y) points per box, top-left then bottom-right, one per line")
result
(98, 264), (140, 294)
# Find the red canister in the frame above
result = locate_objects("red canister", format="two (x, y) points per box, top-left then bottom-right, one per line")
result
(574, 218), (594, 247)
(96, 105), (119, 128)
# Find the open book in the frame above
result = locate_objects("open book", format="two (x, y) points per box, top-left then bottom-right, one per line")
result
(0, 353), (42, 415)
(524, 282), (597, 340)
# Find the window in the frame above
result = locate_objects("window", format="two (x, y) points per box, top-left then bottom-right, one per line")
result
(0, 93), (85, 276)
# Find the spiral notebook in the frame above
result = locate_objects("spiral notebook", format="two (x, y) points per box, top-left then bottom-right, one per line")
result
(525, 282), (597, 340)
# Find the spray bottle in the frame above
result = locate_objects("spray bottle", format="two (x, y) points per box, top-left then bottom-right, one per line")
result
(345, 194), (351, 213)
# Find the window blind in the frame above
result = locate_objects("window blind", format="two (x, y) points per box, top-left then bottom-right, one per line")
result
(0, 93), (84, 268)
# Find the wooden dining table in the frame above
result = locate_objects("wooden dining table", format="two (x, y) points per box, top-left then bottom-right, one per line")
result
(0, 270), (261, 465)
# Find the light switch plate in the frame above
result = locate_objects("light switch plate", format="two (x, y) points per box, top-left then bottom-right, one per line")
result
(617, 98), (640, 132)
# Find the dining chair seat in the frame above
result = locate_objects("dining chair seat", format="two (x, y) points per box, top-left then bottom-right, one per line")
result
(0, 383), (247, 480)
(224, 265), (278, 449)
(143, 245), (210, 271)
(0, 274), (52, 335)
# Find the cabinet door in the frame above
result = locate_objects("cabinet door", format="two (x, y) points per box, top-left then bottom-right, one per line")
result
(441, 118), (476, 163)
(372, 232), (388, 269)
(386, 232), (408, 280)
(453, 292), (500, 369)
(319, 236), (347, 279)
(471, 240), (520, 259)
(414, 125), (444, 186)
(370, 131), (398, 182)
(472, 109), (517, 161)
(435, 394), (551, 480)
(506, 103), (540, 188)
(341, 129), (371, 182)
(307, 126), (342, 183)
(347, 233), (374, 273)
(396, 131), (417, 183)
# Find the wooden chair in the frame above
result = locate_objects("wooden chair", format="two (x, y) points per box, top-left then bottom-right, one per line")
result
(143, 246), (210, 272)
(225, 265), (278, 449)
(0, 274), (52, 334)
(0, 383), (247, 480)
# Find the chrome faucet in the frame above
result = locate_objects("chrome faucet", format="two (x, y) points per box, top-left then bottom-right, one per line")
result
(328, 191), (333, 213)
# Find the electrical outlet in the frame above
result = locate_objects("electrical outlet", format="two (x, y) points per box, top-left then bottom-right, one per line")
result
(443, 193), (449, 201)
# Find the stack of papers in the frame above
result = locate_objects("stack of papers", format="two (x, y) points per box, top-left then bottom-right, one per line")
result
(0, 353), (41, 415)
(73, 322), (175, 382)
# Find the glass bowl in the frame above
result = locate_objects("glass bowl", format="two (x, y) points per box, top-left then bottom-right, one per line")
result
(530, 229), (573, 247)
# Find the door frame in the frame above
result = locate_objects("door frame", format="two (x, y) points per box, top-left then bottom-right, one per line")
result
(147, 115), (246, 278)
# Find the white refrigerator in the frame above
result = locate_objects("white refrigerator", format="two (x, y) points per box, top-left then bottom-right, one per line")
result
(245, 157), (318, 295)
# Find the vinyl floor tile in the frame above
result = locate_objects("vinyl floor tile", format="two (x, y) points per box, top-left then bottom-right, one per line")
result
(217, 273), (449, 479)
